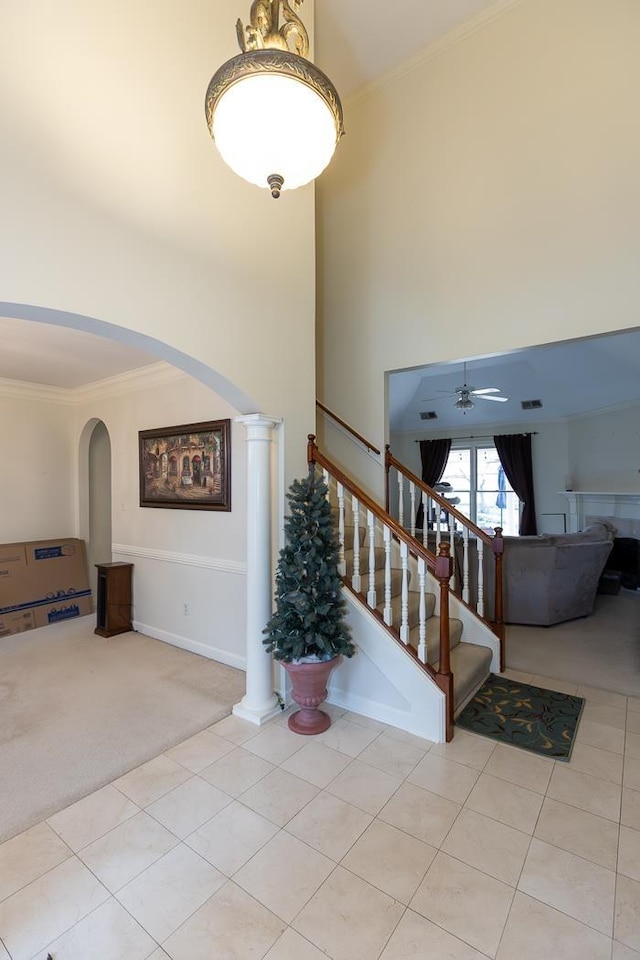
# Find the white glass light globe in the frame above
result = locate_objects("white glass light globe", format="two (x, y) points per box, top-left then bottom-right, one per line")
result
(212, 73), (339, 193)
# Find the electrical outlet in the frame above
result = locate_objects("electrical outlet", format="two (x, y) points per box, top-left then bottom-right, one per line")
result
(183, 601), (189, 616)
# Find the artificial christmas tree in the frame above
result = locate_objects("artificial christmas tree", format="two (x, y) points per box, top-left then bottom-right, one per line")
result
(263, 470), (355, 733)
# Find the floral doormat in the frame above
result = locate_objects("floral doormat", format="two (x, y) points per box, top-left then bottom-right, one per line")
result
(456, 674), (584, 760)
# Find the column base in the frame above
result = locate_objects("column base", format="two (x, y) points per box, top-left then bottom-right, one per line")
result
(233, 695), (283, 726)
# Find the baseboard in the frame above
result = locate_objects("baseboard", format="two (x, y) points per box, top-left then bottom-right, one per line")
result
(133, 621), (246, 671)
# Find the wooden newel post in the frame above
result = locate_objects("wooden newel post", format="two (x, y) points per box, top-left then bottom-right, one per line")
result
(493, 527), (505, 671)
(307, 434), (317, 473)
(435, 541), (454, 740)
(384, 445), (392, 513)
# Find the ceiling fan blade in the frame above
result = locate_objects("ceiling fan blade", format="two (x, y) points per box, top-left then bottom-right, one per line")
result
(477, 394), (508, 402)
(471, 387), (500, 395)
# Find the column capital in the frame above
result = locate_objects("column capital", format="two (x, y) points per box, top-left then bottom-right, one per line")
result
(235, 414), (282, 440)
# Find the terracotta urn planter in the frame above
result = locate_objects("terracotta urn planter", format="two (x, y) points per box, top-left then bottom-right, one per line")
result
(283, 656), (342, 735)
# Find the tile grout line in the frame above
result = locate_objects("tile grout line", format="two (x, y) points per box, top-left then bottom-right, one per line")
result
(217, 720), (433, 957)
(3, 685), (638, 960)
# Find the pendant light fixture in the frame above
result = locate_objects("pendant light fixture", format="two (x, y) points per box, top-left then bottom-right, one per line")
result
(205, 1), (344, 198)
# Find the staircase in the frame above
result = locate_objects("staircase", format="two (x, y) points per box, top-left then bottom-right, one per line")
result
(342, 514), (493, 713)
(308, 434), (502, 741)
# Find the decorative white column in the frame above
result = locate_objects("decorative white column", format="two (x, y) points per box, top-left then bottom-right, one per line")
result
(233, 414), (283, 725)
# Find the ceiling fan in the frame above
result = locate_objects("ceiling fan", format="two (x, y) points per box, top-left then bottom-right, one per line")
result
(428, 363), (509, 410)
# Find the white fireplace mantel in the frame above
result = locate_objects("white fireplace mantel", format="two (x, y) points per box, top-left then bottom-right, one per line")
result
(561, 491), (640, 536)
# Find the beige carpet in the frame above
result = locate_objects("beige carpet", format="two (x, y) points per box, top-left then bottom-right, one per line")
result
(0, 617), (245, 843)
(506, 589), (640, 697)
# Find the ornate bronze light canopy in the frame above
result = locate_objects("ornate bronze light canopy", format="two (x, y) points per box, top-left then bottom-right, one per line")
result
(205, 1), (344, 198)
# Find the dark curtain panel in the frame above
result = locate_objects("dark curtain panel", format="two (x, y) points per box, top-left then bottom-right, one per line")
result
(416, 438), (452, 529)
(494, 433), (537, 535)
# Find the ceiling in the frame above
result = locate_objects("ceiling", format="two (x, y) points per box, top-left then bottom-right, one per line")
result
(0, 0), (503, 392)
(0, 318), (157, 390)
(4, 3), (637, 424)
(315, 0), (502, 97)
(2, 1), (639, 428)
(388, 330), (640, 433)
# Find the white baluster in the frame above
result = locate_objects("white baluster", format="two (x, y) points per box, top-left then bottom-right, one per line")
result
(462, 526), (470, 604)
(449, 521), (457, 593)
(351, 496), (361, 592)
(367, 510), (377, 608)
(337, 482), (345, 577)
(418, 557), (427, 663)
(477, 537), (485, 618)
(322, 467), (329, 488)
(409, 482), (416, 538)
(397, 473), (404, 528)
(421, 494), (427, 547)
(383, 525), (393, 625)
(400, 541), (409, 644)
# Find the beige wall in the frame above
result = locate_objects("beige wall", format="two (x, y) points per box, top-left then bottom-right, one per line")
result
(74, 367), (248, 665)
(74, 371), (246, 563)
(317, 0), (640, 493)
(0, 0), (317, 484)
(0, 367), (250, 664)
(0, 386), (75, 542)
(569, 404), (640, 492)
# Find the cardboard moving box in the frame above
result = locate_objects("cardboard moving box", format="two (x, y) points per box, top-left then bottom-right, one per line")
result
(0, 538), (92, 638)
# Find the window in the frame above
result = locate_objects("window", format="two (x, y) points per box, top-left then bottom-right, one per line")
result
(439, 444), (520, 536)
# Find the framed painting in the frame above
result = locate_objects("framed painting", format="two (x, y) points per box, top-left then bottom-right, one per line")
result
(139, 419), (231, 511)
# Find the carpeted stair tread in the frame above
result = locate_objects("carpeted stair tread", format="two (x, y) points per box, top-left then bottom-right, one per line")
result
(342, 523), (368, 547)
(343, 562), (405, 599)
(343, 547), (387, 575)
(450, 642), (493, 711)
(408, 616), (463, 665)
(378, 591), (436, 630)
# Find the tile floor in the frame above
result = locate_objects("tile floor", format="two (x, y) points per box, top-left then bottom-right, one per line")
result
(1, 670), (640, 959)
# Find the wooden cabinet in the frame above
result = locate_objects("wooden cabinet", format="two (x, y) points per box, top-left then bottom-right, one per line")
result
(94, 562), (133, 638)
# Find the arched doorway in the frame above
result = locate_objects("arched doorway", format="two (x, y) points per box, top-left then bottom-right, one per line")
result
(78, 419), (112, 603)
(88, 421), (112, 601)
(1, 304), (284, 726)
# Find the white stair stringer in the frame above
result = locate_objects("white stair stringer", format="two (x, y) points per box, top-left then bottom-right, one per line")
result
(326, 588), (447, 743)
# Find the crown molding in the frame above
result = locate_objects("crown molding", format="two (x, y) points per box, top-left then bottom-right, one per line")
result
(72, 362), (183, 404)
(347, 0), (526, 108)
(393, 397), (640, 437)
(0, 378), (75, 405)
(564, 397), (640, 424)
(0, 362), (184, 406)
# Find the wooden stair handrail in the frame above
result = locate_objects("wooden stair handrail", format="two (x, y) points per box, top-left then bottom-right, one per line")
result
(309, 436), (436, 572)
(385, 446), (492, 546)
(316, 401), (381, 456)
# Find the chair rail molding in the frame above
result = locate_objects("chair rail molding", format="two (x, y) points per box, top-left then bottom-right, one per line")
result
(112, 544), (246, 575)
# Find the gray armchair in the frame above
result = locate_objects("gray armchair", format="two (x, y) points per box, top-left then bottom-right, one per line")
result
(450, 522), (614, 626)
